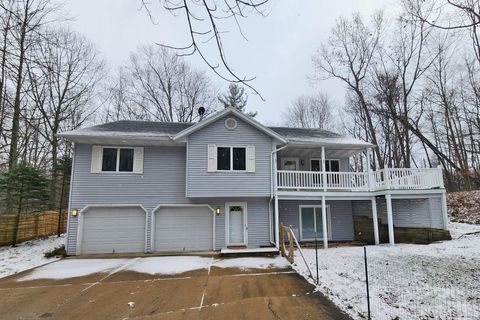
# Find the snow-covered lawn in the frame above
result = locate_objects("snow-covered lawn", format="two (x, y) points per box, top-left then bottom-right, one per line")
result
(292, 222), (480, 320)
(0, 235), (65, 279)
(16, 255), (290, 281)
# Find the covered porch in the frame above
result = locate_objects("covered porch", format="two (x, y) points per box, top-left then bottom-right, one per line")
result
(275, 191), (449, 249)
(274, 145), (444, 192)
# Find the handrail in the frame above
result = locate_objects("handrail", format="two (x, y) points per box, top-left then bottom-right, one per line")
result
(276, 167), (444, 191)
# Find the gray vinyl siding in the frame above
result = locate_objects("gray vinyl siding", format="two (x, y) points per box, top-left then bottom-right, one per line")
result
(66, 142), (271, 254)
(352, 197), (444, 229)
(197, 197), (271, 248)
(278, 200), (355, 241)
(187, 114), (272, 197)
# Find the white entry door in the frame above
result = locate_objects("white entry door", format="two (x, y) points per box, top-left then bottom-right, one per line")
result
(226, 202), (247, 245)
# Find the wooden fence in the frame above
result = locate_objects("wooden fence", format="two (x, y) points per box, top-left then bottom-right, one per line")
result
(0, 211), (67, 246)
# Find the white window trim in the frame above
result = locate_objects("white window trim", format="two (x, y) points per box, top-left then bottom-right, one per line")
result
(310, 158), (340, 172)
(101, 146), (135, 173)
(281, 157), (299, 170)
(298, 205), (332, 241)
(216, 145), (247, 172)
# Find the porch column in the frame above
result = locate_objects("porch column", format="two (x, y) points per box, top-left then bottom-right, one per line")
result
(366, 148), (372, 190)
(385, 193), (395, 245)
(371, 196), (380, 245)
(322, 195), (328, 248)
(274, 195), (280, 248)
(321, 146), (326, 191)
(441, 191), (449, 229)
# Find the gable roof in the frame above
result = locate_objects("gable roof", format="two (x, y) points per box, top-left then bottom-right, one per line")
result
(172, 107), (288, 143)
(58, 108), (373, 149)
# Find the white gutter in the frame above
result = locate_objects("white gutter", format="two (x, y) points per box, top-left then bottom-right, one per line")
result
(270, 143), (289, 200)
(270, 143), (288, 248)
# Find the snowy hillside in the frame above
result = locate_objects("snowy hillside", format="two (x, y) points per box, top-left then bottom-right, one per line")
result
(0, 236), (65, 279)
(448, 191), (480, 224)
(293, 222), (480, 320)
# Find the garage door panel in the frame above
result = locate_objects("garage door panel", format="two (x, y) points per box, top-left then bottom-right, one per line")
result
(81, 207), (146, 254)
(154, 207), (212, 252)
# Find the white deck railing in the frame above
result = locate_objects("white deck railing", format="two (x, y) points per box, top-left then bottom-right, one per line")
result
(277, 167), (444, 191)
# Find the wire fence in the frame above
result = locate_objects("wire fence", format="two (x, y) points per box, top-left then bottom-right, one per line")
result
(293, 239), (480, 320)
(365, 247), (480, 320)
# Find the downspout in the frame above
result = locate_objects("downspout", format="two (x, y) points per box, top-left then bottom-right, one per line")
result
(269, 143), (288, 246)
(65, 141), (76, 256)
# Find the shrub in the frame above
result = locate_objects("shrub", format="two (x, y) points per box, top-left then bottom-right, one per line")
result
(44, 244), (66, 258)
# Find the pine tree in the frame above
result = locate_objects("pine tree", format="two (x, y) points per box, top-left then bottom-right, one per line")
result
(218, 83), (257, 117)
(0, 164), (49, 246)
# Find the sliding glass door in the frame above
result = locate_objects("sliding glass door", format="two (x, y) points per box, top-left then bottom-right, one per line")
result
(300, 206), (330, 240)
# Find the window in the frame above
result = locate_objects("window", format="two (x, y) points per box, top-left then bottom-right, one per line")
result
(217, 146), (246, 171)
(281, 158), (299, 171)
(310, 159), (340, 172)
(233, 147), (246, 170)
(217, 147), (230, 170)
(299, 206), (331, 241)
(119, 149), (134, 172)
(325, 159), (340, 172)
(102, 147), (135, 172)
(102, 148), (117, 171)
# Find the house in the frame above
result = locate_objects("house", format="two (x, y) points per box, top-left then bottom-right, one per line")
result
(59, 107), (449, 256)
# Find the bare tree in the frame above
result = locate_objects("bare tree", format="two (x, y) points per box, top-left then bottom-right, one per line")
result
(283, 92), (333, 129)
(27, 27), (104, 206)
(404, 0), (480, 64)
(124, 45), (218, 122)
(313, 12), (385, 167)
(140, 0), (269, 97)
(1, 0), (57, 170)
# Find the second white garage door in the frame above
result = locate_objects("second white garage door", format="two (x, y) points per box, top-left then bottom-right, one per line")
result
(154, 206), (213, 252)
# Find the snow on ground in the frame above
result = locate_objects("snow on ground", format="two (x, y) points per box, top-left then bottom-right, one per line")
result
(16, 255), (290, 281)
(125, 256), (213, 275)
(0, 236), (65, 279)
(212, 256), (290, 270)
(18, 258), (130, 281)
(448, 191), (480, 224)
(292, 222), (480, 320)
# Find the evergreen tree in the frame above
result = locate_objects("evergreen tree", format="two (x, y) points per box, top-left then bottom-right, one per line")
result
(218, 84), (257, 117)
(0, 164), (49, 246)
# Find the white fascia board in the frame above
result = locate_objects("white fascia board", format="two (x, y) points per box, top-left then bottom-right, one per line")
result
(173, 107), (288, 144)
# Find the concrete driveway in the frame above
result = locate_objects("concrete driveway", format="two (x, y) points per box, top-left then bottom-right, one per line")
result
(0, 256), (350, 320)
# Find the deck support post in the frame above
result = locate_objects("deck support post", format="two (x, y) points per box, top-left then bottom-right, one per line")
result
(274, 195), (280, 248)
(366, 148), (372, 190)
(321, 195), (328, 249)
(385, 193), (395, 246)
(321, 146), (326, 191)
(371, 196), (380, 245)
(441, 191), (449, 229)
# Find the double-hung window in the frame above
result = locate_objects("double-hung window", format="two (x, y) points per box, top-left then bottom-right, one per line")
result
(217, 146), (246, 171)
(101, 147), (134, 172)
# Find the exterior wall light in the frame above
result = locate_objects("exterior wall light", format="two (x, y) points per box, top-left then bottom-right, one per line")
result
(71, 209), (78, 217)
(215, 207), (221, 215)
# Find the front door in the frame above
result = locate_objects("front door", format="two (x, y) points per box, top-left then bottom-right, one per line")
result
(226, 202), (247, 245)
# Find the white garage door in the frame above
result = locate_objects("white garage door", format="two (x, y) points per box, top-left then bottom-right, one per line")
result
(154, 206), (213, 252)
(80, 206), (146, 254)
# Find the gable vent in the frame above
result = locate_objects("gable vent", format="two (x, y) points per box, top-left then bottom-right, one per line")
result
(225, 118), (237, 130)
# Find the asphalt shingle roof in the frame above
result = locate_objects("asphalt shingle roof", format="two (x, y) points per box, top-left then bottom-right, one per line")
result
(60, 120), (371, 147)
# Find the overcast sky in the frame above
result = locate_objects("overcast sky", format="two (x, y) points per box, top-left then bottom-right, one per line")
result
(64, 0), (397, 126)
